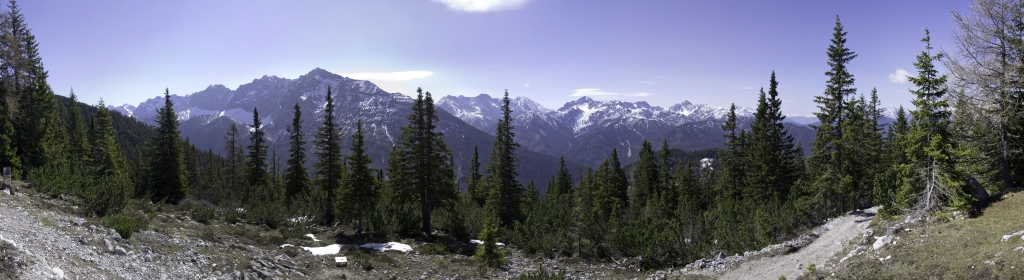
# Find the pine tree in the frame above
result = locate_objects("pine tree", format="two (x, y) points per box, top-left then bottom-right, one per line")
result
(147, 89), (188, 203)
(245, 107), (269, 196)
(484, 90), (524, 226)
(746, 72), (801, 204)
(10, 0), (63, 178)
(631, 140), (660, 218)
(223, 122), (244, 195)
(475, 215), (504, 268)
(718, 104), (745, 201)
(284, 102), (309, 205)
(875, 107), (909, 217)
(547, 156), (573, 198)
(900, 29), (973, 215)
(468, 146), (485, 205)
(66, 88), (90, 162)
(593, 149), (628, 219)
(385, 88), (458, 235)
(313, 86), (344, 224)
(86, 100), (130, 216)
(0, 85), (20, 177)
(809, 16), (859, 215)
(338, 120), (377, 234)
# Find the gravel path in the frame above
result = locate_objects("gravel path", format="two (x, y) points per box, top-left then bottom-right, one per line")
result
(719, 207), (877, 280)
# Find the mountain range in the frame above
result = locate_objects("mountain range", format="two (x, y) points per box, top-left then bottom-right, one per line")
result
(109, 68), (873, 188)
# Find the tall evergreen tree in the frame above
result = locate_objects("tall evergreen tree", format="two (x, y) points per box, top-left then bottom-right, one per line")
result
(547, 156), (573, 198)
(899, 30), (973, 215)
(746, 72), (801, 203)
(338, 120), (377, 234)
(147, 89), (188, 203)
(223, 122), (244, 195)
(718, 104), (745, 201)
(86, 100), (130, 216)
(809, 16), (859, 215)
(484, 90), (524, 226)
(593, 149), (628, 219)
(385, 88), (457, 235)
(245, 107), (269, 195)
(9, 0), (63, 178)
(467, 146), (485, 205)
(284, 102), (309, 205)
(0, 85), (19, 177)
(631, 140), (661, 217)
(314, 86), (344, 224)
(66, 88), (90, 162)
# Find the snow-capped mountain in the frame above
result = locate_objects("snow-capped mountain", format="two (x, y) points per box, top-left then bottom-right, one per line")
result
(113, 68), (565, 189)
(437, 95), (768, 165)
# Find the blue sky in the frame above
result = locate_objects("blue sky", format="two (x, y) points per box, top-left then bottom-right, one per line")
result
(25, 0), (969, 115)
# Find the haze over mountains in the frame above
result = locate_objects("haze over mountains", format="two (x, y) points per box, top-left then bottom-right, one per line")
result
(109, 68), (842, 180)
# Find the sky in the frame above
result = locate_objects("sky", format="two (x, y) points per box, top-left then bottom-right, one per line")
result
(23, 0), (971, 116)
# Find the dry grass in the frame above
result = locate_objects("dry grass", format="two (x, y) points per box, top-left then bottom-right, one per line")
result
(829, 191), (1024, 279)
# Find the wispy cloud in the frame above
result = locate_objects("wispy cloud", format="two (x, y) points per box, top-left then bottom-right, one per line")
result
(570, 88), (618, 96)
(523, 83), (530, 87)
(888, 68), (910, 84)
(431, 0), (529, 12)
(339, 71), (434, 81)
(570, 88), (651, 97)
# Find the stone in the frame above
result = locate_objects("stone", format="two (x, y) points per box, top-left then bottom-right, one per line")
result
(109, 229), (122, 241)
(968, 177), (989, 205)
(72, 218), (87, 226)
(113, 246), (128, 256)
(886, 225), (902, 236)
(104, 239), (114, 252)
(872, 235), (892, 250)
(51, 267), (64, 279)
(144, 253), (153, 262)
(335, 257), (348, 267)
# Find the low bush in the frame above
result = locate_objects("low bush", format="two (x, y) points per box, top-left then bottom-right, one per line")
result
(191, 206), (215, 225)
(102, 213), (148, 239)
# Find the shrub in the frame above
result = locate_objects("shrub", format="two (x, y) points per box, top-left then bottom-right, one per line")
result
(475, 216), (504, 268)
(102, 214), (148, 239)
(191, 206), (215, 225)
(519, 266), (566, 280)
(224, 207), (243, 225)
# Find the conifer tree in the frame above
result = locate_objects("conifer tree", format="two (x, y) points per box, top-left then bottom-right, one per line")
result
(484, 90), (524, 226)
(899, 30), (973, 215)
(338, 120), (377, 234)
(468, 146), (485, 205)
(809, 16), (859, 215)
(147, 89), (188, 203)
(385, 88), (457, 235)
(875, 107), (909, 217)
(223, 122), (244, 195)
(718, 104), (745, 200)
(86, 100), (130, 216)
(314, 86), (344, 224)
(11, 0), (63, 178)
(66, 89), (90, 162)
(0, 86), (20, 177)
(284, 102), (309, 205)
(631, 140), (660, 217)
(245, 107), (269, 194)
(593, 149), (628, 219)
(746, 72), (801, 203)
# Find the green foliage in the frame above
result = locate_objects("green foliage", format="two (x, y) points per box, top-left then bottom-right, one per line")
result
(483, 91), (524, 226)
(191, 205), (215, 225)
(383, 88), (458, 235)
(102, 213), (148, 239)
(284, 102), (309, 206)
(146, 89), (189, 203)
(518, 266), (566, 280)
(475, 216), (504, 268)
(338, 120), (378, 234)
(313, 86), (344, 225)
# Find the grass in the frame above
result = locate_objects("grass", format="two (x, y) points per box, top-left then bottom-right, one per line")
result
(829, 191), (1024, 279)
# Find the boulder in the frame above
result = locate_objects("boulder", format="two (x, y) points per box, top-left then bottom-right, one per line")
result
(968, 177), (989, 205)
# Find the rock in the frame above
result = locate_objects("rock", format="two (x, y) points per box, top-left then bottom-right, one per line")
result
(886, 225), (902, 236)
(872, 235), (892, 250)
(109, 229), (122, 241)
(716, 252), (727, 260)
(51, 267), (64, 279)
(1001, 230), (1024, 242)
(967, 177), (989, 205)
(104, 239), (114, 252)
(72, 218), (86, 226)
(113, 246), (128, 256)
(144, 253), (154, 262)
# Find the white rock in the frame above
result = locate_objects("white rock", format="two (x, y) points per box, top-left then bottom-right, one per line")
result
(1001, 230), (1024, 241)
(51, 267), (64, 278)
(872, 235), (891, 250)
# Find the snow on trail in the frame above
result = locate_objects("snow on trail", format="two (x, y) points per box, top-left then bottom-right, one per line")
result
(297, 242), (414, 255)
(719, 207), (877, 280)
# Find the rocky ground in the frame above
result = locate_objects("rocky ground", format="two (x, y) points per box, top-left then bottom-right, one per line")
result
(2, 180), (893, 280)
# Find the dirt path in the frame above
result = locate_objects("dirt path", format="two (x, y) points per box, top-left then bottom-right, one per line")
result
(718, 207), (877, 280)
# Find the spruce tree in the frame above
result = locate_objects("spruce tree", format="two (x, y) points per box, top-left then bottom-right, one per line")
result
(468, 146), (485, 205)
(11, 0), (63, 178)
(718, 104), (745, 201)
(747, 72), (801, 203)
(900, 30), (973, 214)
(223, 121), (244, 195)
(809, 16), (859, 215)
(338, 120), (377, 234)
(86, 100), (130, 216)
(66, 89), (90, 162)
(313, 86), (343, 224)
(484, 90), (523, 226)
(147, 89), (188, 203)
(284, 102), (309, 205)
(631, 140), (660, 218)
(245, 107), (269, 195)
(385, 88), (457, 235)
(547, 156), (573, 198)
(0, 85), (20, 177)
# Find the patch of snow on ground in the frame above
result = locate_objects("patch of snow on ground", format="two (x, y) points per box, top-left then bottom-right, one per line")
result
(301, 244), (342, 256)
(360, 242), (413, 252)
(470, 240), (505, 246)
(287, 216), (312, 223)
(305, 234), (320, 242)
